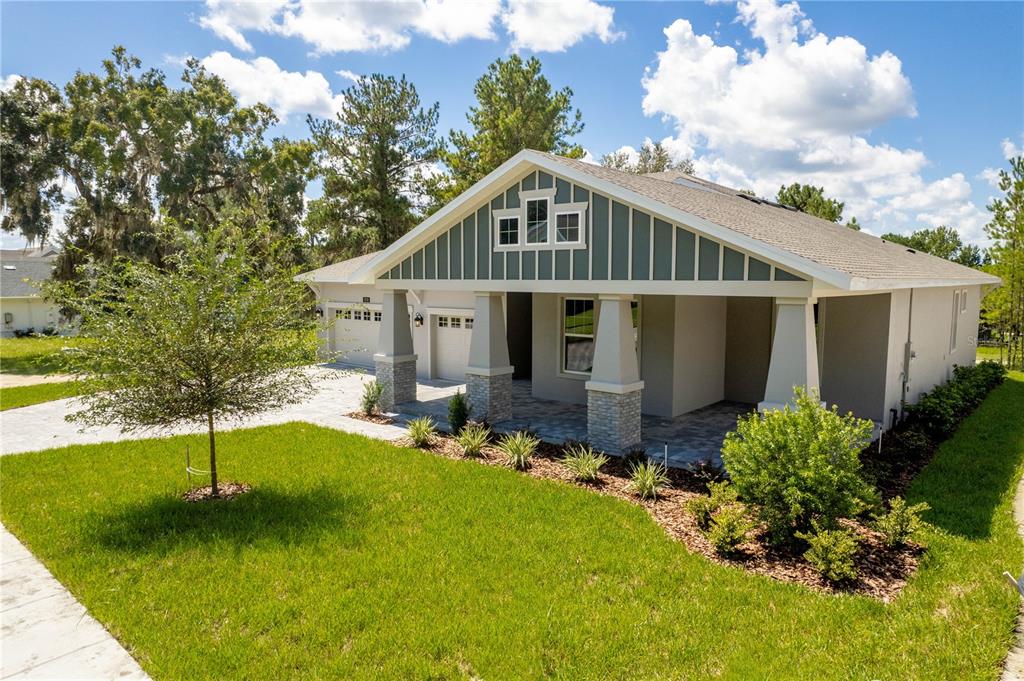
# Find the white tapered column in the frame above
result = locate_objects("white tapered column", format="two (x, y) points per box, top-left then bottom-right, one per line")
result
(759, 297), (820, 411)
(586, 295), (644, 454)
(374, 290), (417, 410)
(465, 292), (514, 423)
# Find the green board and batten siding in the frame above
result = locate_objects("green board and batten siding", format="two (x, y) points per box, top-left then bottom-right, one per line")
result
(381, 170), (804, 284)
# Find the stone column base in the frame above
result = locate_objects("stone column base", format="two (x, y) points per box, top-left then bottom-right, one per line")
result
(466, 368), (513, 424)
(374, 354), (417, 411)
(586, 383), (643, 455)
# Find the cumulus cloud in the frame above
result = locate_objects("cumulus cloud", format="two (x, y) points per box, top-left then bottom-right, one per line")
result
(198, 0), (501, 54)
(335, 69), (361, 83)
(502, 0), (621, 52)
(200, 52), (344, 119)
(1002, 136), (1023, 160)
(1, 74), (23, 91)
(641, 0), (989, 243)
(198, 0), (618, 54)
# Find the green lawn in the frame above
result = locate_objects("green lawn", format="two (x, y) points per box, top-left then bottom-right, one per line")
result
(0, 380), (84, 410)
(978, 345), (1007, 363)
(0, 336), (87, 375)
(2, 375), (1023, 679)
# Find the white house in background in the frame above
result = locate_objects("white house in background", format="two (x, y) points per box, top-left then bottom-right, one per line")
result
(0, 246), (68, 337)
(298, 150), (998, 454)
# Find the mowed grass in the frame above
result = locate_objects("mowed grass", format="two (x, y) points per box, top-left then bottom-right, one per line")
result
(2, 375), (1023, 679)
(978, 345), (1008, 364)
(0, 380), (83, 410)
(0, 336), (87, 375)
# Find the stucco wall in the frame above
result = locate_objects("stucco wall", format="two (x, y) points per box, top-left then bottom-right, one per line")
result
(0, 298), (62, 337)
(820, 293), (890, 423)
(723, 297), (772, 404)
(531, 292), (589, 405)
(673, 296), (727, 414)
(639, 295), (676, 416)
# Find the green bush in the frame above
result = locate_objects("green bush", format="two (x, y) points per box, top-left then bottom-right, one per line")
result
(498, 431), (539, 470)
(721, 387), (876, 543)
(797, 524), (860, 583)
(456, 422), (490, 458)
(908, 361), (1007, 439)
(561, 443), (609, 482)
(686, 480), (739, 530)
(448, 391), (470, 434)
(707, 505), (755, 555)
(360, 380), (383, 416)
(408, 416), (436, 448)
(626, 460), (670, 500)
(874, 497), (930, 547)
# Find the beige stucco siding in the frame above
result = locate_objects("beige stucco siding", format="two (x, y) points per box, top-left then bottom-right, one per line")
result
(639, 296), (676, 416)
(673, 296), (727, 414)
(724, 297), (772, 404)
(531, 292), (588, 405)
(820, 293), (890, 423)
(0, 298), (62, 337)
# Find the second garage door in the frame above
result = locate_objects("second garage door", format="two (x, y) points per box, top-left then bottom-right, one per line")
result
(434, 314), (473, 380)
(333, 307), (380, 367)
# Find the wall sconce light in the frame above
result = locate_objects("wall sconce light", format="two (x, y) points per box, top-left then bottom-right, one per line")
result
(3, 312), (12, 324)
(414, 313), (424, 327)
(315, 306), (324, 319)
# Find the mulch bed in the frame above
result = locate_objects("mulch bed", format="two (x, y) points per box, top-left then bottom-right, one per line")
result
(393, 432), (922, 602)
(182, 482), (252, 502)
(346, 411), (395, 425)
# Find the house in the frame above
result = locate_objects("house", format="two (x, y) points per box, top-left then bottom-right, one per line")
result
(298, 150), (998, 454)
(0, 246), (68, 338)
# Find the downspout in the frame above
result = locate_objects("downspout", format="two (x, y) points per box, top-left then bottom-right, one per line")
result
(900, 288), (915, 420)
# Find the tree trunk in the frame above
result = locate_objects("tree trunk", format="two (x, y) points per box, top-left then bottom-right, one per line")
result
(208, 411), (218, 497)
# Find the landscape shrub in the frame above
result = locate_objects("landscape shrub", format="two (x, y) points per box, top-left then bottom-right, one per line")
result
(721, 387), (877, 544)
(448, 391), (469, 434)
(408, 417), (436, 448)
(686, 481), (739, 530)
(498, 431), (539, 470)
(907, 361), (1006, 439)
(874, 497), (930, 547)
(456, 422), (490, 457)
(626, 460), (670, 500)
(707, 505), (755, 555)
(797, 523), (860, 583)
(360, 380), (383, 416)
(561, 443), (608, 482)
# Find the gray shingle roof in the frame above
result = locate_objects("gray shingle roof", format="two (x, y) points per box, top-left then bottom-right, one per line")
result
(1, 253), (56, 298)
(297, 251), (382, 284)
(540, 153), (996, 285)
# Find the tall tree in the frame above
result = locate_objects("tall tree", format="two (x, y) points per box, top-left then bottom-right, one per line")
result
(880, 226), (984, 268)
(776, 183), (856, 227)
(306, 74), (440, 260)
(0, 47), (314, 279)
(45, 222), (320, 497)
(439, 55), (584, 202)
(599, 140), (695, 175)
(982, 156), (1024, 369)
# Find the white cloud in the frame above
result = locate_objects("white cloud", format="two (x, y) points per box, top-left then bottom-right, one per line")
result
(198, 0), (501, 54)
(1002, 136), (1023, 160)
(502, 0), (621, 52)
(641, 0), (989, 243)
(335, 69), (362, 83)
(200, 52), (344, 119)
(1, 74), (23, 92)
(980, 167), (1003, 188)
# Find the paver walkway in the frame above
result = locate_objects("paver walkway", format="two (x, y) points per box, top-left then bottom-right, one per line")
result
(0, 375), (74, 389)
(1, 526), (148, 679)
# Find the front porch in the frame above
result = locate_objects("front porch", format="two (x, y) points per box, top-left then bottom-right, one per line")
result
(398, 379), (750, 469)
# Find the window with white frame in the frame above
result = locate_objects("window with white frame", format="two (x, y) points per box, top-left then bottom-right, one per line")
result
(338, 309), (352, 320)
(438, 316), (449, 328)
(556, 212), (581, 243)
(373, 311), (382, 322)
(961, 289), (968, 312)
(562, 298), (595, 374)
(465, 318), (474, 329)
(525, 198), (549, 244)
(950, 290), (960, 352)
(498, 217), (519, 246)
(451, 317), (461, 329)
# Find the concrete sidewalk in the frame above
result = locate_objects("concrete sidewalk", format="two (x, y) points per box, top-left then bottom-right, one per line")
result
(1, 525), (149, 680)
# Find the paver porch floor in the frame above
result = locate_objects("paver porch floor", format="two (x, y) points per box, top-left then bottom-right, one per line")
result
(399, 379), (752, 468)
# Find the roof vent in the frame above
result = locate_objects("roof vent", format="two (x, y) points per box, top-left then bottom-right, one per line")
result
(3, 265), (15, 270)
(672, 177), (715, 194)
(905, 248), (916, 254)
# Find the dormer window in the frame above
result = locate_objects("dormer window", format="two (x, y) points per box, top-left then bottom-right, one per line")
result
(525, 198), (548, 244)
(498, 217), (519, 246)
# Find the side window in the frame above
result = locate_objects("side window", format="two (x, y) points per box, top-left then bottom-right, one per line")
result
(562, 298), (595, 374)
(498, 217), (519, 246)
(526, 198), (549, 244)
(556, 212), (581, 243)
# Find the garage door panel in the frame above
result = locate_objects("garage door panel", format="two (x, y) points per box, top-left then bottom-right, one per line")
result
(434, 314), (473, 380)
(333, 308), (380, 368)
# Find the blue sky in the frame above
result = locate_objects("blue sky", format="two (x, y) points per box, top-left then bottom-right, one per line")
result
(2, 1), (1022, 247)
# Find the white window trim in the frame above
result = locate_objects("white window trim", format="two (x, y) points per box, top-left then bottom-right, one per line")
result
(492, 208), (521, 251)
(559, 296), (597, 377)
(524, 195), (551, 246)
(492, 187), (588, 252)
(554, 207), (586, 245)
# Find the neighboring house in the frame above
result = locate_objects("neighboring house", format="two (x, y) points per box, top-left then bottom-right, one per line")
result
(0, 246), (66, 337)
(298, 150), (998, 454)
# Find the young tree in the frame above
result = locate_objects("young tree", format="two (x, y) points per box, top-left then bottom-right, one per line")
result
(46, 222), (321, 497)
(307, 74), (440, 259)
(881, 226), (984, 268)
(983, 156), (1024, 369)
(776, 183), (848, 225)
(1, 47), (314, 279)
(439, 55), (584, 202)
(599, 140), (695, 175)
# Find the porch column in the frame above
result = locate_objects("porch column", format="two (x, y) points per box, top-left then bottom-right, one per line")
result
(465, 292), (514, 423)
(586, 295), (644, 455)
(374, 290), (417, 411)
(758, 297), (820, 412)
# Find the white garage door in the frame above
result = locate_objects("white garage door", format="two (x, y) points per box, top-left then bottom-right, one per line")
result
(333, 307), (380, 367)
(435, 314), (473, 381)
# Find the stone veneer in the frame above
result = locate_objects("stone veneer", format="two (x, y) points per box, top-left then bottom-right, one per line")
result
(466, 371), (513, 424)
(587, 387), (643, 454)
(375, 357), (417, 410)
